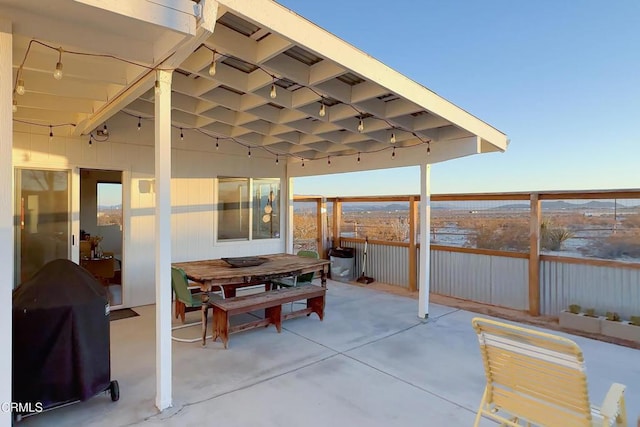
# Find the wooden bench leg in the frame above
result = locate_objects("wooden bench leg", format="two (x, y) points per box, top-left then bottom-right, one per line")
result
(265, 304), (283, 332)
(212, 307), (230, 349)
(307, 295), (325, 320)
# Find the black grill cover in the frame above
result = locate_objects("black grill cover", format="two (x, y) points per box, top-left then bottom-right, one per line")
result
(13, 259), (111, 409)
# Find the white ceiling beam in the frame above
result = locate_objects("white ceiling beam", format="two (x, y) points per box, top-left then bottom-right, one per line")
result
(385, 99), (422, 118)
(206, 25), (258, 63)
(16, 92), (98, 113)
(413, 113), (451, 131)
(351, 81), (389, 103)
(13, 69), (113, 101)
(262, 55), (309, 85)
(12, 107), (81, 125)
(256, 34), (293, 63)
(73, 0), (197, 36)
(309, 61), (345, 86)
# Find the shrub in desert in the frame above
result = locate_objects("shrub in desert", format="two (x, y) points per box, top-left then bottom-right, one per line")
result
(540, 220), (574, 251)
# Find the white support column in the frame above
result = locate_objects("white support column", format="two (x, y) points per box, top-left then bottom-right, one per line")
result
(418, 163), (431, 319)
(0, 19), (13, 427)
(284, 167), (294, 254)
(154, 69), (172, 411)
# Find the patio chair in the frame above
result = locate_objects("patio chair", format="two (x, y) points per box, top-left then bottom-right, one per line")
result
(171, 267), (223, 343)
(471, 317), (628, 427)
(271, 250), (319, 288)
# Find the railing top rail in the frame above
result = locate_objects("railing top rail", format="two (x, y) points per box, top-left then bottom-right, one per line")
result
(295, 189), (640, 203)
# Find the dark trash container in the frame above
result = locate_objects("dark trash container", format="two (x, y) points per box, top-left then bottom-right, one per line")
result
(329, 247), (355, 282)
(12, 259), (119, 419)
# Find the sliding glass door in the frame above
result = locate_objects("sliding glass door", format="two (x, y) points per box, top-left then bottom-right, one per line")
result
(14, 168), (71, 286)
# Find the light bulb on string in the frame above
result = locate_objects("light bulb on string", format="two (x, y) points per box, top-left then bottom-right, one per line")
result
(390, 132), (396, 144)
(357, 152), (361, 163)
(88, 134), (93, 147)
(12, 98), (18, 113)
(49, 125), (54, 142)
(180, 128), (184, 141)
(155, 80), (161, 95)
(275, 154), (279, 165)
(301, 158), (305, 167)
(327, 156), (331, 166)
(270, 82), (277, 99)
(248, 147), (251, 157)
(208, 50), (217, 77)
(319, 101), (326, 117)
(16, 79), (25, 96)
(53, 48), (64, 80)
(391, 146), (396, 159)
(357, 119), (364, 133)
(215, 138), (219, 150)
(137, 117), (141, 131)
(102, 122), (108, 135)
(427, 143), (431, 156)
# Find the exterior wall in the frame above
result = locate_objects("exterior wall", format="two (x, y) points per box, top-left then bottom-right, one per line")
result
(12, 113), (286, 307)
(540, 259), (640, 319)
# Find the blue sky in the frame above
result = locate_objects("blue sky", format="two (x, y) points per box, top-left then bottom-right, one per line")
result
(279, 0), (640, 196)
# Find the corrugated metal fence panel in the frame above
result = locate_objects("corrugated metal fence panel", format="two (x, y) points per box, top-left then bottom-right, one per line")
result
(427, 249), (528, 310)
(541, 260), (640, 318)
(340, 241), (409, 287)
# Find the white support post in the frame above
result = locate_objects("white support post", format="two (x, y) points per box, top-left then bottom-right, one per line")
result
(418, 163), (431, 319)
(285, 169), (294, 254)
(154, 69), (172, 411)
(0, 19), (13, 426)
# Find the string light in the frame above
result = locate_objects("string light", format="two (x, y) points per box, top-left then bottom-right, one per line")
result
(53, 47), (63, 80)
(49, 125), (53, 142)
(137, 117), (141, 131)
(427, 142), (431, 156)
(357, 152), (361, 163)
(269, 78), (277, 99)
(275, 154), (279, 165)
(208, 50), (217, 77)
(248, 147), (251, 157)
(392, 146), (396, 159)
(357, 119), (364, 133)
(88, 134), (93, 147)
(180, 128), (184, 141)
(16, 77), (25, 95)
(215, 138), (219, 150)
(12, 98), (18, 113)
(319, 100), (326, 117)
(102, 122), (109, 135)
(154, 80), (161, 95)
(390, 132), (396, 144)
(327, 156), (331, 166)
(301, 158), (305, 167)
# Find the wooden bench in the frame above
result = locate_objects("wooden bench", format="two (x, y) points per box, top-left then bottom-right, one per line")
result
(205, 284), (326, 348)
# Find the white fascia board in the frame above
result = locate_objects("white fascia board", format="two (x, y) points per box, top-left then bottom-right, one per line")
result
(216, 0), (508, 152)
(73, 0), (198, 35)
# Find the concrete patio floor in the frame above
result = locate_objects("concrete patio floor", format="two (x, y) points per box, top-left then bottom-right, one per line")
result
(21, 280), (640, 426)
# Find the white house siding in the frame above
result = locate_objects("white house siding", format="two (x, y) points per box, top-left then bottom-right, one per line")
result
(12, 113), (286, 307)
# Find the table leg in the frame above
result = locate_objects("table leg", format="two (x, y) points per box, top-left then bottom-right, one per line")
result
(320, 266), (327, 288)
(201, 301), (208, 347)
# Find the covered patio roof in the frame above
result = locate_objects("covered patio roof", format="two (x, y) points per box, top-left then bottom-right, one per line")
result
(7, 0), (507, 174)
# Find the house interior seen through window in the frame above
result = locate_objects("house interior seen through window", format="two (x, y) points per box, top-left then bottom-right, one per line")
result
(217, 177), (280, 241)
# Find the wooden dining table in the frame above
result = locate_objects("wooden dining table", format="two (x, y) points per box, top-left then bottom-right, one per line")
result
(172, 254), (330, 345)
(173, 253), (330, 297)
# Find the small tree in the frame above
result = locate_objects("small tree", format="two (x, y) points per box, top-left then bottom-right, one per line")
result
(540, 220), (573, 251)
